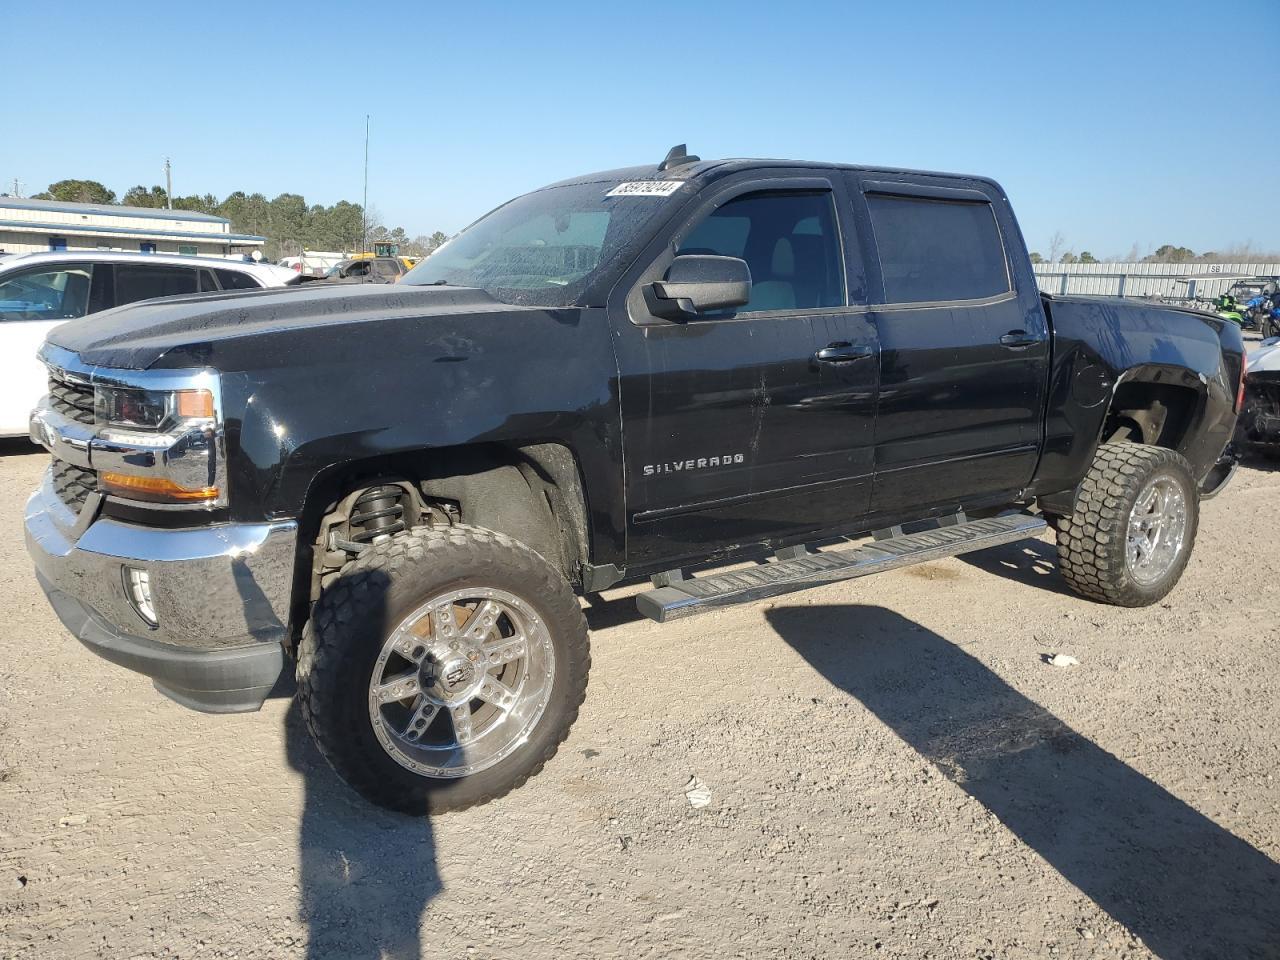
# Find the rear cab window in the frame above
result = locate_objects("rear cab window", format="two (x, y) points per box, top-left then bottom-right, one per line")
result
(862, 185), (1011, 304)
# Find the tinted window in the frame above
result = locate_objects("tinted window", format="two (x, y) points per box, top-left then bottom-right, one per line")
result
(214, 268), (261, 290)
(867, 194), (1010, 303)
(678, 191), (843, 312)
(114, 265), (198, 306)
(372, 259), (401, 278)
(0, 265), (94, 321)
(199, 269), (219, 292)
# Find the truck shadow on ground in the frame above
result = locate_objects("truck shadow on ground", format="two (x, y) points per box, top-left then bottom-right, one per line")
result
(283, 567), (440, 960)
(954, 537), (1075, 597)
(765, 604), (1280, 960)
(285, 701), (440, 960)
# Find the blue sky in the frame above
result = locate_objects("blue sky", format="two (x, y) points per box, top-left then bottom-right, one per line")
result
(4, 0), (1277, 257)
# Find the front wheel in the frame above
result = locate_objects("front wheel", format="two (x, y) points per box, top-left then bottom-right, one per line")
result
(297, 524), (589, 814)
(1055, 443), (1199, 607)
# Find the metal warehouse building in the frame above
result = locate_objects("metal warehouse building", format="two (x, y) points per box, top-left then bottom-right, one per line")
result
(1032, 261), (1280, 301)
(0, 197), (265, 257)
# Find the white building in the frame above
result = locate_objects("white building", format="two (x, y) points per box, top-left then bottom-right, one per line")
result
(1032, 261), (1280, 301)
(0, 197), (265, 257)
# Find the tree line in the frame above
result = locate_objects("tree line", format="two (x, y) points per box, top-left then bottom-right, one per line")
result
(26, 178), (449, 260)
(1030, 232), (1280, 266)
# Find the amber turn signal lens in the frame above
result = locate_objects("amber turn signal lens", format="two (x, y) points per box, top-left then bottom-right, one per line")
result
(175, 389), (215, 419)
(99, 472), (219, 503)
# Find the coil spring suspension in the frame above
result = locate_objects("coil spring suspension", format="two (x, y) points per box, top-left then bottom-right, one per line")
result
(349, 485), (407, 545)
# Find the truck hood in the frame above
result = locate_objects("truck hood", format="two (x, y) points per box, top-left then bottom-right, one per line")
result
(46, 283), (525, 370)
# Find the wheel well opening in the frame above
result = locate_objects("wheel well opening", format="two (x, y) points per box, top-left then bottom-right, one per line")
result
(287, 442), (590, 647)
(1103, 382), (1200, 451)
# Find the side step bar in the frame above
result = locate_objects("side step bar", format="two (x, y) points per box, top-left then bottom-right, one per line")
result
(635, 513), (1047, 623)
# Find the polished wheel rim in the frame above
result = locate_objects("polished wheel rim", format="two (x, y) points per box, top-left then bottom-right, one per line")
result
(1126, 476), (1188, 585)
(368, 587), (555, 778)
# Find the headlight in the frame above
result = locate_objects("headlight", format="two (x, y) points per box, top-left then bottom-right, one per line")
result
(92, 382), (225, 507)
(96, 386), (215, 434)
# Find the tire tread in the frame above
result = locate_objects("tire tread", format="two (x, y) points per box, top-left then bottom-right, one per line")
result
(296, 524), (589, 814)
(1056, 443), (1198, 607)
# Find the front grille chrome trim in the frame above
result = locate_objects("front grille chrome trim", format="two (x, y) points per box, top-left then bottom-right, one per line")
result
(33, 343), (228, 512)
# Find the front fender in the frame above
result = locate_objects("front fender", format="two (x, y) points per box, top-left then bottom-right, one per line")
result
(218, 306), (628, 566)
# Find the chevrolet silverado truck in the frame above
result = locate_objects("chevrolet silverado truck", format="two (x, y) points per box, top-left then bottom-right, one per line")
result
(25, 146), (1245, 813)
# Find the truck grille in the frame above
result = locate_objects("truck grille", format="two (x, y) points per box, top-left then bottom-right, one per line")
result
(51, 458), (97, 513)
(47, 375), (95, 426)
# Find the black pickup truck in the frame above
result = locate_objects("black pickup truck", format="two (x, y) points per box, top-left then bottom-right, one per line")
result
(25, 146), (1244, 813)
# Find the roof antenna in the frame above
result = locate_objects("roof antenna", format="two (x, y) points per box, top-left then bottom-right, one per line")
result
(659, 143), (700, 172)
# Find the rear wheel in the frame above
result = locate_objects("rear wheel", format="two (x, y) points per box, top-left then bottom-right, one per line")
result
(1056, 443), (1199, 607)
(297, 524), (589, 814)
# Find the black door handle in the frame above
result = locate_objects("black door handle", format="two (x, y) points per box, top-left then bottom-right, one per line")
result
(999, 330), (1040, 348)
(814, 342), (873, 364)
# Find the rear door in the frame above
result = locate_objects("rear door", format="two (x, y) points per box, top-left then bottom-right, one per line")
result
(847, 175), (1049, 515)
(609, 172), (879, 568)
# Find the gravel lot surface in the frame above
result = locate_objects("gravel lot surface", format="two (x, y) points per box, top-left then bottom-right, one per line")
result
(0, 441), (1277, 960)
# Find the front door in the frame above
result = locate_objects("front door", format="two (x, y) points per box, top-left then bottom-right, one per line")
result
(609, 176), (879, 569)
(850, 176), (1049, 516)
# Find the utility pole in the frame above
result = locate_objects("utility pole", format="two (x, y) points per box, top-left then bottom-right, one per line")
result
(362, 115), (370, 256)
(9, 178), (20, 198)
(164, 157), (173, 209)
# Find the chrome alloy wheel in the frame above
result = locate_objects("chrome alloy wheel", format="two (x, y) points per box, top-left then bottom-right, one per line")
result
(367, 587), (555, 778)
(1125, 476), (1189, 585)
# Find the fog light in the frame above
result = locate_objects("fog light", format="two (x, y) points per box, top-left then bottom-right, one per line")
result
(124, 566), (157, 627)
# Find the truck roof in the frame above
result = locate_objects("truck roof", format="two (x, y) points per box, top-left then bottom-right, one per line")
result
(546, 157), (1006, 197)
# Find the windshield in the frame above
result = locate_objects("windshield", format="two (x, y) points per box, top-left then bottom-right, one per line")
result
(401, 180), (682, 306)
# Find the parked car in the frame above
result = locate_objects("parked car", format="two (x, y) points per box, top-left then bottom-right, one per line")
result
(0, 251), (297, 436)
(25, 147), (1243, 814)
(1237, 338), (1280, 452)
(324, 256), (406, 283)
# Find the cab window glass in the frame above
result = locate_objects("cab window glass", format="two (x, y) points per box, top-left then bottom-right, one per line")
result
(677, 191), (843, 312)
(114, 265), (198, 306)
(214, 269), (260, 290)
(867, 194), (1010, 303)
(0, 265), (94, 321)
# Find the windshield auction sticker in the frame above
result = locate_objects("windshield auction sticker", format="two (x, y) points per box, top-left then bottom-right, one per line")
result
(606, 181), (684, 198)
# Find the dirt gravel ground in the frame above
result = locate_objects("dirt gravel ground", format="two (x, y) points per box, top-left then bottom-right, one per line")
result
(0, 441), (1277, 960)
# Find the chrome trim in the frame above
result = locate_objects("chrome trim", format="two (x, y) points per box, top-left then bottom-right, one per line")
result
(29, 399), (94, 469)
(33, 344), (228, 510)
(25, 473), (297, 651)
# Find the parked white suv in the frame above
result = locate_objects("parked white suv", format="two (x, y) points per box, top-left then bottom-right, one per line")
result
(0, 252), (297, 436)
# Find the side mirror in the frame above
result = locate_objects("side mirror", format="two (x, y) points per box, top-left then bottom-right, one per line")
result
(646, 255), (751, 320)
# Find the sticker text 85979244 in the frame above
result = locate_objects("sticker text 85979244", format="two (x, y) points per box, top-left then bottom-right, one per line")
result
(605, 181), (685, 198)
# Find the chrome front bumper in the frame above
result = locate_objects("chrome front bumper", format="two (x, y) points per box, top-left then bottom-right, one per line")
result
(24, 470), (298, 712)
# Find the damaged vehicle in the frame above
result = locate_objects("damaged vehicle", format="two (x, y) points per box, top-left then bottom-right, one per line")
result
(1237, 339), (1280, 453)
(24, 146), (1244, 813)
